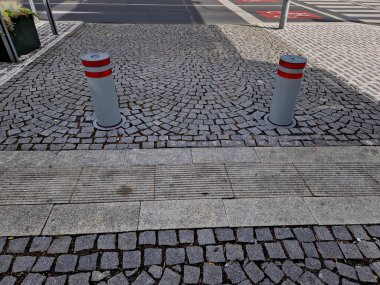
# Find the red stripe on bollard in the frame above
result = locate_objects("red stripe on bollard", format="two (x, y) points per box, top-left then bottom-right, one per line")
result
(82, 58), (111, 67)
(279, 59), (306, 70)
(84, 69), (112, 78)
(277, 69), (304, 79)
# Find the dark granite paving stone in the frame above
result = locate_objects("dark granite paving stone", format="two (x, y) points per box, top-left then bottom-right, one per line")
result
(274, 228), (294, 240)
(29, 237), (52, 252)
(265, 242), (287, 259)
(226, 243), (244, 261)
(324, 260), (336, 271)
(357, 241), (380, 258)
(7, 238), (29, 253)
(332, 226), (352, 241)
(21, 273), (46, 285)
(158, 230), (177, 246)
(281, 260), (303, 282)
(45, 275), (66, 285)
(124, 268), (138, 277)
(356, 266), (378, 283)
(302, 242), (319, 258)
(184, 265), (200, 284)
(339, 243), (363, 259)
(224, 261), (247, 283)
(206, 245), (225, 263)
(341, 279), (359, 285)
(236, 228), (254, 243)
(318, 269), (339, 285)
(139, 231), (156, 245)
(314, 226), (334, 241)
(246, 244), (266, 261)
(149, 265), (163, 279)
(203, 263), (222, 285)
(197, 229), (215, 245)
(244, 262), (265, 283)
(144, 248), (162, 266)
(305, 257), (321, 270)
(109, 272), (130, 285)
(239, 279), (253, 285)
(282, 279), (296, 285)
(365, 225), (380, 238)
(55, 254), (78, 273)
(74, 235), (96, 252)
(316, 241), (344, 259)
(123, 250), (141, 269)
(32, 256), (54, 272)
(0, 276), (17, 285)
(48, 236), (72, 254)
(186, 246), (204, 264)
(370, 261), (380, 278)
(119, 232), (137, 250)
(261, 278), (275, 285)
(159, 268), (181, 285)
(336, 262), (358, 280)
(293, 228), (315, 242)
(178, 230), (194, 244)
(91, 271), (110, 282)
(77, 253), (98, 271)
(264, 262), (284, 284)
(347, 225), (370, 240)
(166, 248), (185, 265)
(12, 256), (36, 272)
(298, 272), (324, 285)
(68, 273), (90, 285)
(0, 238), (5, 253)
(283, 240), (304, 260)
(215, 228), (235, 242)
(0, 256), (12, 273)
(100, 252), (119, 270)
(97, 234), (116, 250)
(256, 228), (273, 241)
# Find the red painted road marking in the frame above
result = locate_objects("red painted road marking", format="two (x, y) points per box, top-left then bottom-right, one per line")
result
(256, 10), (322, 19)
(237, 0), (278, 3)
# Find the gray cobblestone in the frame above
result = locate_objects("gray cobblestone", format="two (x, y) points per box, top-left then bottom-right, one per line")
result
(97, 234), (116, 250)
(186, 246), (204, 264)
(159, 268), (180, 285)
(282, 260), (303, 282)
(68, 273), (90, 285)
(246, 244), (265, 261)
(336, 262), (358, 280)
(197, 229), (215, 245)
(48, 236), (72, 254)
(21, 273), (46, 285)
(224, 261), (247, 283)
(12, 256), (36, 272)
(45, 275), (66, 285)
(158, 230), (177, 246)
(77, 253), (97, 271)
(339, 243), (363, 260)
(236, 228), (254, 243)
(244, 262), (265, 283)
(178, 230), (194, 244)
(55, 255), (78, 273)
(184, 265), (200, 284)
(215, 228), (235, 242)
(264, 262), (284, 284)
(0, 256), (12, 273)
(274, 228), (293, 240)
(29, 237), (52, 252)
(265, 242), (286, 259)
(100, 252), (119, 270)
(356, 266), (377, 283)
(203, 263), (222, 285)
(357, 241), (380, 258)
(314, 226), (334, 241)
(7, 238), (29, 253)
(316, 242), (344, 259)
(293, 228), (315, 242)
(144, 248), (162, 266)
(139, 231), (156, 246)
(256, 228), (273, 241)
(123, 250), (141, 269)
(206, 245), (225, 263)
(119, 232), (136, 250)
(74, 235), (96, 252)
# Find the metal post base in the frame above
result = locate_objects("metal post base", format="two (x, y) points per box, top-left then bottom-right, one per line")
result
(264, 114), (296, 128)
(93, 115), (126, 131)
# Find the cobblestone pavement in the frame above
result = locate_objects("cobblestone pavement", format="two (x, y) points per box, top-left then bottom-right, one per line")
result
(0, 21), (81, 86)
(0, 225), (379, 284)
(0, 24), (379, 151)
(269, 23), (380, 101)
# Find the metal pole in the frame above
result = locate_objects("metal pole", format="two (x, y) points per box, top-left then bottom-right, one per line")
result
(279, 0), (291, 29)
(42, 0), (58, 35)
(28, 0), (39, 22)
(0, 13), (19, 62)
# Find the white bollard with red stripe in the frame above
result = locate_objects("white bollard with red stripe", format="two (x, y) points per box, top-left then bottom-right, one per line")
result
(81, 52), (125, 130)
(265, 55), (307, 127)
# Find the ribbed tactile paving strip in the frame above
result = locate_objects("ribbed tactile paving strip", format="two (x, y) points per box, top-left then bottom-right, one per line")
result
(226, 163), (312, 198)
(71, 167), (155, 203)
(295, 163), (380, 196)
(154, 164), (233, 200)
(0, 168), (80, 205)
(361, 163), (380, 183)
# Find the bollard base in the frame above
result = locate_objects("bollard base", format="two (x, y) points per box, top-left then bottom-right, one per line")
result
(93, 115), (126, 131)
(264, 114), (296, 129)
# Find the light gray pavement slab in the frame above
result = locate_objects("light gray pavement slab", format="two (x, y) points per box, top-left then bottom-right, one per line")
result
(254, 146), (380, 163)
(139, 199), (228, 230)
(0, 151), (58, 168)
(125, 149), (192, 165)
(53, 150), (126, 167)
(43, 202), (140, 235)
(191, 147), (259, 164)
(224, 197), (317, 227)
(0, 205), (53, 236)
(304, 196), (380, 225)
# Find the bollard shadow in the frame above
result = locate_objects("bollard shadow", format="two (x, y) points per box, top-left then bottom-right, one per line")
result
(0, 23), (379, 150)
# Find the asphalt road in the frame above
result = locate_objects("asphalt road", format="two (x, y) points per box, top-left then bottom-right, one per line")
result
(22, 0), (380, 24)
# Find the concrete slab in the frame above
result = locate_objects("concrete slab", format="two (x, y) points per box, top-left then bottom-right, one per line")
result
(43, 202), (140, 235)
(191, 147), (259, 164)
(0, 151), (16, 167)
(224, 197), (317, 227)
(304, 196), (380, 225)
(1, 151), (57, 168)
(0, 205), (53, 236)
(139, 199), (228, 230)
(255, 147), (380, 163)
(53, 150), (125, 167)
(124, 149), (192, 165)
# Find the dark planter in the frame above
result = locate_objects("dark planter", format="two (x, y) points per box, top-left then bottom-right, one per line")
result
(0, 14), (40, 62)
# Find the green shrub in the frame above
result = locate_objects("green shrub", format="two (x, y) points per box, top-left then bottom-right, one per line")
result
(0, 0), (35, 30)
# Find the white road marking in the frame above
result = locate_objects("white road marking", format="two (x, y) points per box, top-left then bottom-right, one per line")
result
(343, 13), (380, 16)
(329, 9), (376, 12)
(217, 0), (263, 24)
(291, 1), (347, 21)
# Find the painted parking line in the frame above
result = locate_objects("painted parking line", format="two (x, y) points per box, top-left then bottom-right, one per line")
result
(218, 0), (264, 24)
